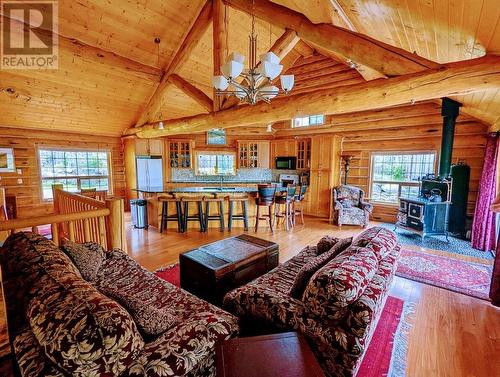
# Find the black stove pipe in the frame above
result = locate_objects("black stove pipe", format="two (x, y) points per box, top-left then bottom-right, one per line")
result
(439, 98), (461, 179)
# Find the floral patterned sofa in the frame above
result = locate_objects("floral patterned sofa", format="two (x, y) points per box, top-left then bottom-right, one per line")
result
(223, 226), (400, 377)
(0, 232), (239, 377)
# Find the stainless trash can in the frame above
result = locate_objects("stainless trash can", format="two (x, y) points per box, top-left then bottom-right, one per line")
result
(130, 199), (148, 229)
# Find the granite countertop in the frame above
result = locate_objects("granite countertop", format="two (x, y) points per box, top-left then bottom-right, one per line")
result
(167, 180), (276, 184)
(133, 186), (259, 194)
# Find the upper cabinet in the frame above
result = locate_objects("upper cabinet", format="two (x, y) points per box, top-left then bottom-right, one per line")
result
(271, 139), (296, 159)
(237, 141), (270, 169)
(136, 139), (163, 156)
(296, 138), (311, 169)
(169, 140), (193, 168)
(310, 136), (339, 170)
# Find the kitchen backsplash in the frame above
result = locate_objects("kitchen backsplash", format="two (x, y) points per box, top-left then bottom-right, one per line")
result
(170, 168), (299, 183)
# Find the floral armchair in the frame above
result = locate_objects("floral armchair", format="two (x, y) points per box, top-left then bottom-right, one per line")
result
(332, 185), (373, 227)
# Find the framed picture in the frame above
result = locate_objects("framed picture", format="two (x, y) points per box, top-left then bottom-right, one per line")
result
(207, 128), (226, 145)
(0, 148), (15, 172)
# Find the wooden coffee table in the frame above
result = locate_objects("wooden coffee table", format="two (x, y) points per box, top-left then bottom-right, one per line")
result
(216, 332), (325, 377)
(179, 234), (279, 305)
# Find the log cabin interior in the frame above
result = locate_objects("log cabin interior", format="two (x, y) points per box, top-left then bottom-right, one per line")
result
(0, 0), (499, 376)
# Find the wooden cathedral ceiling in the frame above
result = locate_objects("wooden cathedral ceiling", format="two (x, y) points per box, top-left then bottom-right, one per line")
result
(0, 0), (499, 137)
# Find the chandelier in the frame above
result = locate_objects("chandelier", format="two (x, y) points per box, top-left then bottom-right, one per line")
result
(212, 9), (294, 105)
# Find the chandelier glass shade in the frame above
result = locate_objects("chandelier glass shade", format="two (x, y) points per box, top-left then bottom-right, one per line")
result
(212, 19), (294, 105)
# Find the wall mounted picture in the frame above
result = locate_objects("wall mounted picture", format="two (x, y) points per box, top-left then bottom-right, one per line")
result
(0, 148), (15, 172)
(207, 128), (226, 145)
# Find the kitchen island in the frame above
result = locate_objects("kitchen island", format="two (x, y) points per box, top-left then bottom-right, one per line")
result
(133, 184), (275, 230)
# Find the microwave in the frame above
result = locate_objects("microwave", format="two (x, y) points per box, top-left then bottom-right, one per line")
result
(275, 156), (297, 170)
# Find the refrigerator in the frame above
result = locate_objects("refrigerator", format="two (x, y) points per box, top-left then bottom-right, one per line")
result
(136, 156), (163, 189)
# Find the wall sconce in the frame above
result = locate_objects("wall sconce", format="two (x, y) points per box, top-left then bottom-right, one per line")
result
(341, 155), (353, 185)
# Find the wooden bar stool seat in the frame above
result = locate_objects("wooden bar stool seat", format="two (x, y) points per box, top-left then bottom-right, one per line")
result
(255, 185), (277, 233)
(293, 185), (308, 225)
(226, 195), (249, 231)
(274, 185), (297, 231)
(181, 196), (205, 232)
(159, 195), (183, 233)
(203, 196), (225, 232)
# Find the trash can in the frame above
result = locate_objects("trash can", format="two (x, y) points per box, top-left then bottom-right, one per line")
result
(130, 199), (148, 229)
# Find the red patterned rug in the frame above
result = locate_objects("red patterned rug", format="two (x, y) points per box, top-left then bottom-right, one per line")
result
(396, 248), (493, 301)
(155, 265), (414, 377)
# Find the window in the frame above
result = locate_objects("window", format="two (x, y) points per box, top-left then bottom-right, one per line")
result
(39, 149), (111, 200)
(195, 152), (235, 175)
(370, 152), (436, 203)
(292, 114), (324, 128)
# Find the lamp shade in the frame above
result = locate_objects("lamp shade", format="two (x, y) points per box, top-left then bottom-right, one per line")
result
(221, 60), (244, 79)
(235, 90), (246, 99)
(280, 75), (294, 92)
(228, 52), (245, 64)
(260, 85), (279, 99)
(260, 51), (280, 64)
(212, 75), (229, 90)
(261, 61), (283, 80)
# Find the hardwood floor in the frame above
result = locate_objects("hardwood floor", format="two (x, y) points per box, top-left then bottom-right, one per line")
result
(0, 216), (498, 376)
(127, 216), (499, 377)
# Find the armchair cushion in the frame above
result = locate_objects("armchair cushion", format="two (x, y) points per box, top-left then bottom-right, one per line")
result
(302, 246), (379, 316)
(339, 198), (354, 208)
(289, 237), (353, 300)
(60, 239), (107, 282)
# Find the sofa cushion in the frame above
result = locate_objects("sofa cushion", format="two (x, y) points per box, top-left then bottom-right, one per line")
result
(302, 246), (379, 316)
(351, 226), (398, 261)
(26, 256), (144, 376)
(289, 237), (353, 300)
(60, 239), (107, 281)
(316, 236), (340, 255)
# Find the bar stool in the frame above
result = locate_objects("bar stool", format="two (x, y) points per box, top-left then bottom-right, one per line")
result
(159, 195), (183, 233)
(255, 185), (276, 232)
(226, 195), (249, 231)
(293, 185), (308, 225)
(275, 185), (297, 231)
(181, 196), (205, 232)
(203, 196), (225, 232)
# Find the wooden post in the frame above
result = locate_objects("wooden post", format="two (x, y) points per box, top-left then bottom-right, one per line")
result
(105, 198), (127, 253)
(0, 188), (9, 242)
(213, 0), (227, 111)
(51, 184), (64, 240)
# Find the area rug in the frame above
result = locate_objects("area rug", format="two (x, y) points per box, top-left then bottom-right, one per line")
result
(155, 264), (414, 377)
(380, 223), (494, 260)
(397, 248), (493, 301)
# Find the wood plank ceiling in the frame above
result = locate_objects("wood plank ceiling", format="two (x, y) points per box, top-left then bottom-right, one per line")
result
(0, 0), (499, 136)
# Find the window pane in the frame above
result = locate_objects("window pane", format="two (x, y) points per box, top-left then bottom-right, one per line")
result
(39, 149), (111, 199)
(371, 182), (399, 203)
(293, 114), (324, 128)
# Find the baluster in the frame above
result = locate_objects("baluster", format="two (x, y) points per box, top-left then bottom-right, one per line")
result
(31, 226), (39, 234)
(68, 220), (75, 242)
(51, 223), (59, 246)
(98, 217), (106, 247)
(83, 218), (91, 242)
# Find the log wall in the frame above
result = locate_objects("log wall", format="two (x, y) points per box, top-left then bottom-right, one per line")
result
(0, 126), (125, 218)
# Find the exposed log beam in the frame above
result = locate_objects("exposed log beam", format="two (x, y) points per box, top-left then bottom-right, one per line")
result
(223, 0), (440, 76)
(168, 74), (213, 113)
(213, 0), (228, 111)
(123, 55), (500, 138)
(221, 29), (301, 110)
(135, 1), (212, 126)
(1, 15), (161, 82)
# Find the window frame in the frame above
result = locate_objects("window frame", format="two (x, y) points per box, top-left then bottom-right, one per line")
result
(37, 146), (113, 201)
(194, 150), (237, 176)
(291, 114), (325, 128)
(368, 150), (438, 205)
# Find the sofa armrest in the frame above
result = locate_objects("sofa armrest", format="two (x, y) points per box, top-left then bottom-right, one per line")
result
(360, 201), (373, 213)
(334, 200), (344, 211)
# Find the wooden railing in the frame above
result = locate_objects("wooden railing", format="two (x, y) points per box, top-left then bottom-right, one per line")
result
(0, 186), (127, 253)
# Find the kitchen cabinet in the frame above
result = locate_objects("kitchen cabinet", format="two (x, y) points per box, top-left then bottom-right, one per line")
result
(296, 138), (311, 169)
(169, 140), (193, 168)
(270, 139), (297, 168)
(238, 141), (270, 168)
(305, 136), (342, 218)
(136, 139), (163, 156)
